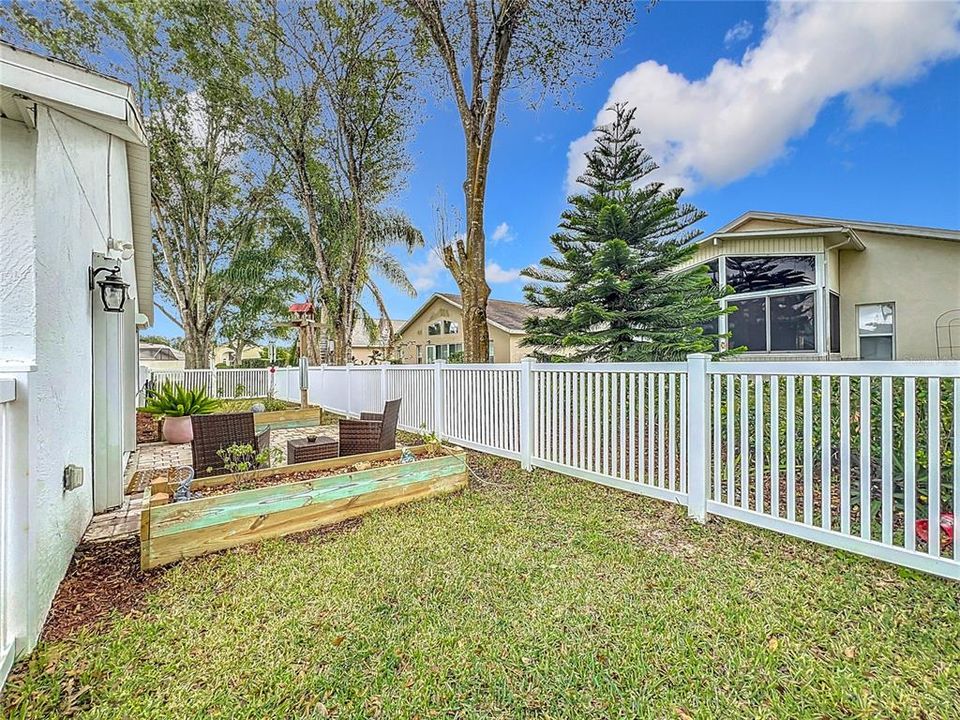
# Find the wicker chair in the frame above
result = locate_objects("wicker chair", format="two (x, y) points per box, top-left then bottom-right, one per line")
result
(338, 399), (401, 457)
(190, 412), (272, 478)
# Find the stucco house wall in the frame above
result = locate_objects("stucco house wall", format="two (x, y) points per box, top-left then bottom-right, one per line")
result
(0, 44), (151, 677)
(397, 296), (524, 364)
(684, 214), (960, 360)
(837, 232), (960, 360)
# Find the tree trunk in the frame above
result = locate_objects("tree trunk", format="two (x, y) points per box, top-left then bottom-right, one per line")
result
(457, 138), (492, 363)
(182, 329), (211, 369)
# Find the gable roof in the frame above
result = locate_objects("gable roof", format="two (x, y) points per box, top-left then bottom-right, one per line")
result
(397, 293), (551, 337)
(708, 211), (960, 243)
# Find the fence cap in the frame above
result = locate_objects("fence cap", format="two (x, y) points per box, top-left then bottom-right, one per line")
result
(686, 353), (712, 360)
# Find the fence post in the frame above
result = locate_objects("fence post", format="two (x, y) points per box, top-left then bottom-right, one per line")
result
(433, 359), (446, 438)
(686, 353), (710, 523)
(380, 364), (388, 405)
(345, 362), (353, 416)
(519, 358), (534, 471)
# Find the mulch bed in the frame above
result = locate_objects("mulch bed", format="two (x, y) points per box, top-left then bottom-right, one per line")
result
(197, 453), (440, 497)
(136, 411), (161, 444)
(40, 539), (159, 645)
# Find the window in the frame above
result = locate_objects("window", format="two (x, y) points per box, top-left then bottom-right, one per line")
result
(858, 303), (895, 360)
(443, 320), (459, 334)
(427, 321), (442, 336)
(728, 293), (816, 353)
(416, 345), (423, 364)
(729, 298), (767, 351)
(488, 340), (495, 362)
(426, 344), (436, 362)
(725, 255), (815, 293)
(770, 293), (815, 351)
(829, 293), (841, 354)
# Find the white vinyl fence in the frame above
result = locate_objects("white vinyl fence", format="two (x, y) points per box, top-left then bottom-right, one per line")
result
(149, 368), (272, 400)
(150, 358), (960, 579)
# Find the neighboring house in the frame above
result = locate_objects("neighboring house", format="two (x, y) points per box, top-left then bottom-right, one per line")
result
(0, 44), (151, 681)
(396, 293), (551, 364)
(138, 342), (185, 371)
(681, 211), (960, 360)
(350, 318), (405, 364)
(213, 344), (263, 367)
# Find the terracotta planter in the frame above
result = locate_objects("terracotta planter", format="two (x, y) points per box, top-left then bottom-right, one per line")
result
(162, 416), (194, 444)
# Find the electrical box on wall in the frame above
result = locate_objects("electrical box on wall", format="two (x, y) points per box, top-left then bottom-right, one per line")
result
(63, 464), (84, 491)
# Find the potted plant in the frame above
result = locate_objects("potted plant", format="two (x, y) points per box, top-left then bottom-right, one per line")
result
(142, 384), (220, 444)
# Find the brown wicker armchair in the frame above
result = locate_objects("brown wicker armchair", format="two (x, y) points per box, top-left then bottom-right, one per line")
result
(191, 412), (272, 478)
(339, 399), (401, 457)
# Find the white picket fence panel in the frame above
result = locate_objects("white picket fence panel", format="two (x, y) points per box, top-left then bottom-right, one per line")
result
(148, 358), (960, 579)
(150, 369), (272, 399)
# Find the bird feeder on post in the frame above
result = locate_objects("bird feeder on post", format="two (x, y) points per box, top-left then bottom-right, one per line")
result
(287, 302), (315, 409)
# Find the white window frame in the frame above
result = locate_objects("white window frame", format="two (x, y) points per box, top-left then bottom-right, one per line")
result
(715, 252), (824, 354)
(856, 302), (896, 361)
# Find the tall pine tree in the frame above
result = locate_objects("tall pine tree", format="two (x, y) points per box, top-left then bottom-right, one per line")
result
(522, 104), (730, 361)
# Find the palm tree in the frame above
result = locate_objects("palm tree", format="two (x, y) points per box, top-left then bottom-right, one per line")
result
(272, 200), (423, 364)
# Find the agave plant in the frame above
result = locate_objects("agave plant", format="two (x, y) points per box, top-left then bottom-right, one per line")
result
(142, 383), (220, 417)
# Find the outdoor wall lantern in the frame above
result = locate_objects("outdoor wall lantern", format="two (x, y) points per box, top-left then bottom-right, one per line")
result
(89, 265), (129, 313)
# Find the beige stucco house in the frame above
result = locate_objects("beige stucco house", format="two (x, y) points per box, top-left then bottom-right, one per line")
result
(682, 212), (960, 360)
(349, 319), (404, 364)
(395, 293), (551, 364)
(213, 344), (264, 367)
(138, 342), (185, 371)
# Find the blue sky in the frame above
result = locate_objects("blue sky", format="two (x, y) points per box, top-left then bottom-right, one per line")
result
(151, 1), (960, 337)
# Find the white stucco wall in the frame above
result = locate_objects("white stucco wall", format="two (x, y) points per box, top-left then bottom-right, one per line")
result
(0, 107), (140, 653)
(0, 119), (37, 362)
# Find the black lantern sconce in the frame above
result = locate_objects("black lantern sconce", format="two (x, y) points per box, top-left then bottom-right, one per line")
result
(89, 265), (129, 313)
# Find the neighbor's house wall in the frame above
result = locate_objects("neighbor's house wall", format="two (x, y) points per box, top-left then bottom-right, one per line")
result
(684, 217), (960, 360)
(213, 344), (263, 366)
(139, 357), (186, 372)
(398, 297), (521, 364)
(0, 107), (140, 654)
(837, 231), (960, 360)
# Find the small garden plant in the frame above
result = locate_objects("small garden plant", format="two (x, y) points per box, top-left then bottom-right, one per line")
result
(142, 383), (220, 417)
(214, 442), (284, 476)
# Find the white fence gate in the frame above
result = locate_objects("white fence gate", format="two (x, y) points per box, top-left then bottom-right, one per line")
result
(257, 358), (960, 580)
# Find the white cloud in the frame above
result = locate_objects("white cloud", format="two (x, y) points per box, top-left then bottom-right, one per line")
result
(406, 247), (447, 292)
(485, 262), (522, 284)
(724, 20), (753, 46)
(566, 2), (960, 194)
(490, 222), (515, 244)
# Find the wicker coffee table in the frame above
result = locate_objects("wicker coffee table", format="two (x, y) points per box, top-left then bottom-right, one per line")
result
(287, 436), (338, 464)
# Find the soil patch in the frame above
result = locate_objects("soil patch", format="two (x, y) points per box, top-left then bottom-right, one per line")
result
(40, 538), (160, 644)
(198, 452), (442, 497)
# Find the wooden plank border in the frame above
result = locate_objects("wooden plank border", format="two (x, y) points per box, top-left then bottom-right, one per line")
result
(141, 449), (466, 570)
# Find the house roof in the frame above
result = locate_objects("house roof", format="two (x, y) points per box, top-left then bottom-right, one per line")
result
(0, 42), (153, 323)
(397, 293), (551, 337)
(138, 343), (184, 361)
(706, 211), (960, 244)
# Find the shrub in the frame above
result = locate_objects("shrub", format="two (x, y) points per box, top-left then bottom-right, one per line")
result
(142, 383), (220, 417)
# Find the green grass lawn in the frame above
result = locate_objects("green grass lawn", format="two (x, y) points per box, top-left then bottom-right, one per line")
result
(4, 454), (958, 719)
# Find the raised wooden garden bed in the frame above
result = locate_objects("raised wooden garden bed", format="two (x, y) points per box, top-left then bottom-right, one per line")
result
(140, 445), (466, 570)
(252, 406), (332, 430)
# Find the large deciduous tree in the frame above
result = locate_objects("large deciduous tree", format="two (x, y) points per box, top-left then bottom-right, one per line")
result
(243, 0), (420, 364)
(522, 104), (730, 362)
(1, 0), (276, 367)
(403, 0), (635, 362)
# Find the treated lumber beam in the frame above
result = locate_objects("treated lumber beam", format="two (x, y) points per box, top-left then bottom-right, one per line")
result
(143, 456), (467, 569)
(152, 455), (465, 534)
